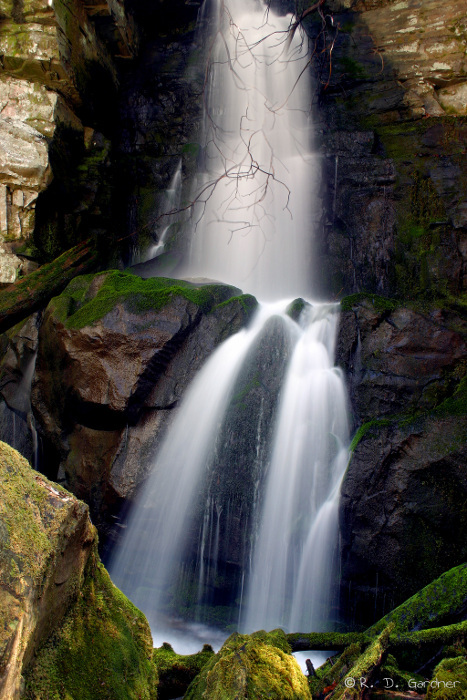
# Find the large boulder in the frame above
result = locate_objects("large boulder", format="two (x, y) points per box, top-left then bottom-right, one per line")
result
(0, 440), (157, 699)
(31, 271), (257, 525)
(0, 440), (93, 698)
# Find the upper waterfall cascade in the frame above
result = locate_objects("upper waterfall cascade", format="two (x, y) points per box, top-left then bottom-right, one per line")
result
(109, 0), (350, 643)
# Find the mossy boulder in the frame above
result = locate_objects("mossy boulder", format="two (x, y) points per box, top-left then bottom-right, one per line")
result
(426, 656), (467, 700)
(153, 642), (214, 700)
(0, 439), (157, 699)
(184, 630), (312, 700)
(0, 440), (93, 698)
(23, 548), (157, 700)
(31, 271), (257, 524)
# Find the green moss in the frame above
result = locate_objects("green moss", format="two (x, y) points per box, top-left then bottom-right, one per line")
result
(49, 271), (243, 330)
(308, 643), (362, 698)
(435, 375), (467, 416)
(338, 56), (368, 80)
(0, 441), (71, 587)
(213, 293), (257, 315)
(380, 653), (423, 688)
(426, 657), (467, 700)
(340, 292), (399, 312)
(184, 631), (311, 700)
(332, 626), (393, 700)
(286, 631), (367, 652)
(391, 620), (467, 649)
(24, 546), (158, 700)
(366, 564), (467, 638)
(153, 642), (214, 700)
(285, 297), (309, 322)
(349, 417), (395, 452)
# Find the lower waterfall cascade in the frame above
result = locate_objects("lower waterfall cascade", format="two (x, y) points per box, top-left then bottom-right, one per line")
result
(109, 0), (350, 645)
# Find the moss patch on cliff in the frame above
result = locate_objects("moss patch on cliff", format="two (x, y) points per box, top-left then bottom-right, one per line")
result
(49, 270), (242, 329)
(24, 545), (158, 700)
(341, 292), (399, 313)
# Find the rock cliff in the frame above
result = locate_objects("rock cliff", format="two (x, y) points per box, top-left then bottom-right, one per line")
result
(308, 0), (467, 623)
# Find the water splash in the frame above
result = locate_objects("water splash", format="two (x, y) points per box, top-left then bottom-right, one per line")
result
(145, 159), (183, 260)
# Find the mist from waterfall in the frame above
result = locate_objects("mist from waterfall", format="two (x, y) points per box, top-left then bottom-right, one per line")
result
(110, 0), (350, 643)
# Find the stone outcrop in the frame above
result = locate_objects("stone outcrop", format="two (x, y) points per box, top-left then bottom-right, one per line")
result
(298, 0), (467, 625)
(306, 0), (467, 298)
(337, 298), (466, 421)
(336, 294), (467, 623)
(31, 271), (257, 532)
(340, 414), (467, 624)
(0, 312), (39, 466)
(0, 0), (138, 281)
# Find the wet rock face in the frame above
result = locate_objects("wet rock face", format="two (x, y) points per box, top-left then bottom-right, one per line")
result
(309, 0), (467, 299)
(337, 300), (467, 422)
(337, 296), (467, 623)
(0, 313), (40, 465)
(31, 271), (257, 529)
(172, 315), (296, 624)
(340, 415), (467, 627)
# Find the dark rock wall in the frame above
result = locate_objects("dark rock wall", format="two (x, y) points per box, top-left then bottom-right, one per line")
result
(305, 0), (467, 625)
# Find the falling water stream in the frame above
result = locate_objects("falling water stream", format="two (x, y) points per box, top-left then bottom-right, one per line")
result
(110, 0), (350, 654)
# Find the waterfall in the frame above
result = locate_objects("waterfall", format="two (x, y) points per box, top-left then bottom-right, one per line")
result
(181, 0), (319, 299)
(242, 305), (349, 632)
(110, 0), (350, 643)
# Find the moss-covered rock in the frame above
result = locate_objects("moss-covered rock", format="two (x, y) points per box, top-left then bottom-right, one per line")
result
(153, 642), (214, 700)
(184, 630), (312, 700)
(0, 439), (157, 699)
(426, 657), (467, 700)
(367, 564), (467, 638)
(0, 440), (94, 698)
(23, 547), (157, 700)
(31, 271), (257, 528)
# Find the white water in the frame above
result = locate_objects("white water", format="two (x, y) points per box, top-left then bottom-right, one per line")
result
(145, 159), (183, 261)
(242, 306), (349, 632)
(181, 0), (319, 300)
(109, 301), (294, 630)
(110, 0), (350, 646)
